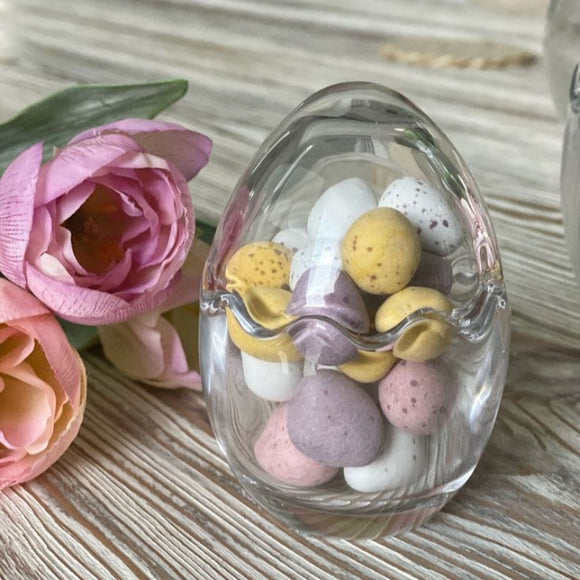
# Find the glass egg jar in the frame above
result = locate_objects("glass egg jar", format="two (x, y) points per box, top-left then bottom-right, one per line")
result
(199, 82), (510, 539)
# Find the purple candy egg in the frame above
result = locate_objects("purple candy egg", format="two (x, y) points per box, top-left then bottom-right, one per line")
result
(410, 251), (453, 295)
(287, 266), (368, 365)
(287, 371), (384, 467)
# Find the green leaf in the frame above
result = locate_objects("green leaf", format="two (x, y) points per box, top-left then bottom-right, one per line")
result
(0, 79), (188, 174)
(58, 319), (100, 351)
(195, 219), (216, 245)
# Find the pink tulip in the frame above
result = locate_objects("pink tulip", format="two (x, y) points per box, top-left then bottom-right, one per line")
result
(98, 238), (210, 389)
(0, 279), (87, 490)
(0, 119), (212, 325)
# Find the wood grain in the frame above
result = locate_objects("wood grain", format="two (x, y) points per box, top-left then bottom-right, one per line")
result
(0, 0), (579, 578)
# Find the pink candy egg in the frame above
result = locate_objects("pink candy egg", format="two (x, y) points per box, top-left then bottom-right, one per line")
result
(378, 360), (455, 435)
(254, 404), (339, 487)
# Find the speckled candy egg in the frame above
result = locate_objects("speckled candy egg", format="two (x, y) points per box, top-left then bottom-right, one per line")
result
(226, 241), (293, 291)
(227, 286), (303, 362)
(378, 360), (456, 434)
(375, 286), (453, 362)
(254, 404), (339, 487)
(338, 350), (397, 383)
(287, 371), (383, 467)
(289, 237), (342, 290)
(344, 427), (426, 493)
(287, 266), (369, 365)
(341, 208), (421, 295)
(378, 176), (463, 256)
(307, 177), (377, 240)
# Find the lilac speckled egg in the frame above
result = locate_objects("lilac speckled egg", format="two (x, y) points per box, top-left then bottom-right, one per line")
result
(287, 266), (369, 365)
(378, 360), (455, 435)
(287, 371), (384, 467)
(410, 251), (453, 295)
(254, 404), (339, 487)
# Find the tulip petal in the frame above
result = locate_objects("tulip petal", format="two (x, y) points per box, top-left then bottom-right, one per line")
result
(0, 369), (55, 451)
(0, 279), (49, 324)
(0, 143), (43, 287)
(0, 328), (35, 370)
(98, 315), (165, 379)
(98, 310), (201, 390)
(12, 313), (88, 407)
(157, 238), (209, 312)
(0, 359), (86, 489)
(35, 134), (144, 206)
(69, 119), (212, 181)
(25, 263), (179, 325)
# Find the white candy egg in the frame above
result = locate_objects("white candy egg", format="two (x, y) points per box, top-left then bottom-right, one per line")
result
(378, 176), (462, 256)
(272, 228), (308, 253)
(343, 427), (425, 493)
(307, 177), (377, 240)
(241, 352), (303, 401)
(289, 237), (342, 289)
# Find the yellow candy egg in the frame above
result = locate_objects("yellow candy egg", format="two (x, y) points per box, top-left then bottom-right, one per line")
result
(339, 350), (397, 383)
(375, 287), (453, 362)
(227, 286), (303, 362)
(341, 208), (421, 295)
(226, 241), (293, 291)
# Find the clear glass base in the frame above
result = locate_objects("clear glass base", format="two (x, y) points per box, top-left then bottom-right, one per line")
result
(230, 456), (474, 539)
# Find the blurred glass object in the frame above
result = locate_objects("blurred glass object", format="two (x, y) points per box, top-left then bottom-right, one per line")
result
(544, 0), (580, 117)
(560, 65), (580, 284)
(545, 1), (580, 284)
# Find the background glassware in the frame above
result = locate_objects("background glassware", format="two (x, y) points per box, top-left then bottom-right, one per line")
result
(560, 65), (580, 284)
(544, 0), (580, 284)
(544, 0), (580, 117)
(200, 83), (510, 539)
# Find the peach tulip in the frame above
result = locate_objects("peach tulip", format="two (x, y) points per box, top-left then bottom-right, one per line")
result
(0, 279), (87, 489)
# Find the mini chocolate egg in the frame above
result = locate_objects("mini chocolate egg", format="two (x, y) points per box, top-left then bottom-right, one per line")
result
(242, 352), (303, 401)
(375, 286), (453, 362)
(227, 286), (303, 362)
(341, 208), (421, 295)
(410, 251), (453, 295)
(254, 404), (339, 487)
(307, 177), (377, 240)
(338, 350), (397, 383)
(344, 427), (425, 492)
(287, 371), (383, 467)
(378, 176), (463, 256)
(225, 241), (293, 291)
(287, 266), (369, 365)
(289, 237), (342, 290)
(378, 360), (455, 434)
(272, 228), (308, 253)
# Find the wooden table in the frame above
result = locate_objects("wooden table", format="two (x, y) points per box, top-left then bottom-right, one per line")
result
(1, 1), (578, 578)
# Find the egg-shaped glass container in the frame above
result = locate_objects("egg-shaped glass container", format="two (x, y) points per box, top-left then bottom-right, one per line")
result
(200, 82), (510, 539)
